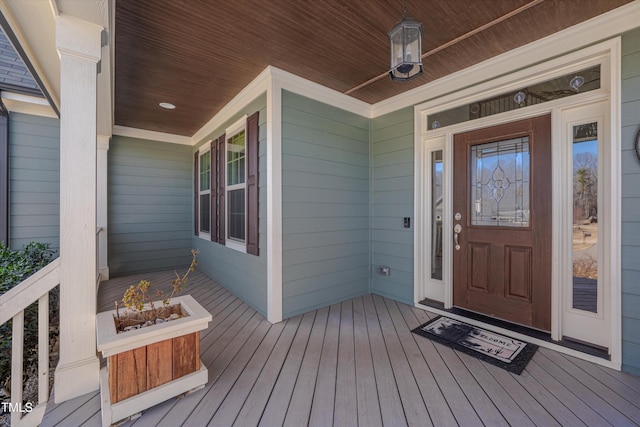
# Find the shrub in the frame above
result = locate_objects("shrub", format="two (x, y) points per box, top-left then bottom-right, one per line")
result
(0, 242), (56, 389)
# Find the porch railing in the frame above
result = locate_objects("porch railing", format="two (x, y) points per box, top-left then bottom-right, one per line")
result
(0, 258), (60, 427)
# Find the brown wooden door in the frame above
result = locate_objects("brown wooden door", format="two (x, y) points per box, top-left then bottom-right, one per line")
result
(453, 115), (552, 331)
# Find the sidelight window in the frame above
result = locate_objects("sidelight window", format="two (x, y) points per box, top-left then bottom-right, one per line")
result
(571, 122), (599, 313)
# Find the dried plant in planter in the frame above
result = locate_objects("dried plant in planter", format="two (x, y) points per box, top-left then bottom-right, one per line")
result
(114, 249), (199, 333)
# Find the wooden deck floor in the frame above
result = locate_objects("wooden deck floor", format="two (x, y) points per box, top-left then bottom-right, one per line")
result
(42, 270), (640, 426)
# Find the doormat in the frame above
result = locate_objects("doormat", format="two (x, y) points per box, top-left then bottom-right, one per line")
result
(411, 316), (537, 374)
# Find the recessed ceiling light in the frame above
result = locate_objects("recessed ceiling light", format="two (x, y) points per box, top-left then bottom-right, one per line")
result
(159, 102), (176, 109)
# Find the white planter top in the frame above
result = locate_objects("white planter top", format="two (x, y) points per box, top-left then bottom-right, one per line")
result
(96, 295), (212, 357)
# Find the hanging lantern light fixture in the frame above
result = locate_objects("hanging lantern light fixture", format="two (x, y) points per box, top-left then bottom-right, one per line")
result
(388, 0), (424, 81)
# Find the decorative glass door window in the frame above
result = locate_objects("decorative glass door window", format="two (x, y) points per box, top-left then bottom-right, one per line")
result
(227, 130), (246, 242)
(470, 137), (530, 227)
(571, 122), (599, 313)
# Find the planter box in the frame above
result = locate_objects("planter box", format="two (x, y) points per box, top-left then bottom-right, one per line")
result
(96, 295), (211, 427)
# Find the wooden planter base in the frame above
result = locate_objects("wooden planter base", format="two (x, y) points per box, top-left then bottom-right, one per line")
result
(100, 361), (207, 427)
(108, 331), (200, 403)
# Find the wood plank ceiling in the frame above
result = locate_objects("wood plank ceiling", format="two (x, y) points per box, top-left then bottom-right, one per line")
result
(114, 0), (632, 136)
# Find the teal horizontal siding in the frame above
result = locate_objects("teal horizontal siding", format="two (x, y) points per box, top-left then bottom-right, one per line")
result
(281, 90), (370, 318)
(283, 170), (368, 191)
(8, 112), (60, 253)
(621, 28), (640, 375)
(192, 95), (268, 317)
(108, 136), (193, 276)
(370, 107), (414, 305)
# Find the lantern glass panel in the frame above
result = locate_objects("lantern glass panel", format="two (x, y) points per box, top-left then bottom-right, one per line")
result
(390, 28), (403, 68)
(404, 27), (420, 63)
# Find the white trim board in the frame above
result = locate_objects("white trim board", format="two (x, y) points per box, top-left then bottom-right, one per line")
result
(1, 91), (57, 118)
(266, 72), (283, 323)
(112, 125), (191, 145)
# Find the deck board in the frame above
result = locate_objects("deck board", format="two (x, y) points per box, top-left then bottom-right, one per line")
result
(258, 311), (315, 427)
(183, 316), (272, 426)
(585, 362), (640, 404)
(207, 320), (287, 426)
(351, 296), (383, 427)
(456, 352), (534, 426)
(233, 314), (302, 426)
(308, 303), (340, 427)
(538, 348), (640, 424)
(372, 295), (432, 426)
(385, 299), (457, 426)
(485, 358), (566, 426)
(332, 300), (357, 427)
(362, 294), (407, 426)
(402, 305), (484, 426)
(40, 270), (640, 427)
(524, 358), (608, 425)
(283, 306), (328, 427)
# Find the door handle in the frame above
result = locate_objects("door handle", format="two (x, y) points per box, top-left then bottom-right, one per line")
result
(454, 224), (462, 251)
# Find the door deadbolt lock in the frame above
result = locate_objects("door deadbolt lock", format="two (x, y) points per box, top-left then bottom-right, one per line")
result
(454, 212), (462, 221)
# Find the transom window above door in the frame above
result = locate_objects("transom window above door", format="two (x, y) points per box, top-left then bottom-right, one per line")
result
(427, 65), (600, 130)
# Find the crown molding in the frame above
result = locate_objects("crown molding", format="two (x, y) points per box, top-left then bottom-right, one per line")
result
(269, 66), (371, 118)
(191, 67), (271, 144)
(190, 65), (372, 146)
(112, 125), (191, 145)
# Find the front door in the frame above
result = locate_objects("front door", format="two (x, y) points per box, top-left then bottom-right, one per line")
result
(453, 115), (552, 331)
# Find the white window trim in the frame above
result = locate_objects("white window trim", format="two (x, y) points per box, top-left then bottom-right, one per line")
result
(197, 145), (211, 240)
(413, 38), (621, 370)
(225, 115), (248, 253)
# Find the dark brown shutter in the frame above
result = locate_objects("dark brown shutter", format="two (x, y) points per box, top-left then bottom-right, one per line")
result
(217, 134), (226, 244)
(209, 139), (218, 242)
(193, 150), (199, 236)
(246, 112), (259, 256)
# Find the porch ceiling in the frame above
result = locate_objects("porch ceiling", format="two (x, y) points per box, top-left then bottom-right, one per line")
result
(114, 0), (632, 137)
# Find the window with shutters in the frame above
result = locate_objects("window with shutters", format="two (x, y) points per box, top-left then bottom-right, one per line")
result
(224, 119), (247, 252)
(194, 111), (259, 256)
(197, 148), (211, 238)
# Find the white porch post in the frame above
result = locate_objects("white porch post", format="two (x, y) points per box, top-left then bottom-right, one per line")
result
(54, 14), (103, 402)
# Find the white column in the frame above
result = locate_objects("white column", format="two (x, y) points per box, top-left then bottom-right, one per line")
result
(54, 14), (103, 403)
(97, 135), (109, 281)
